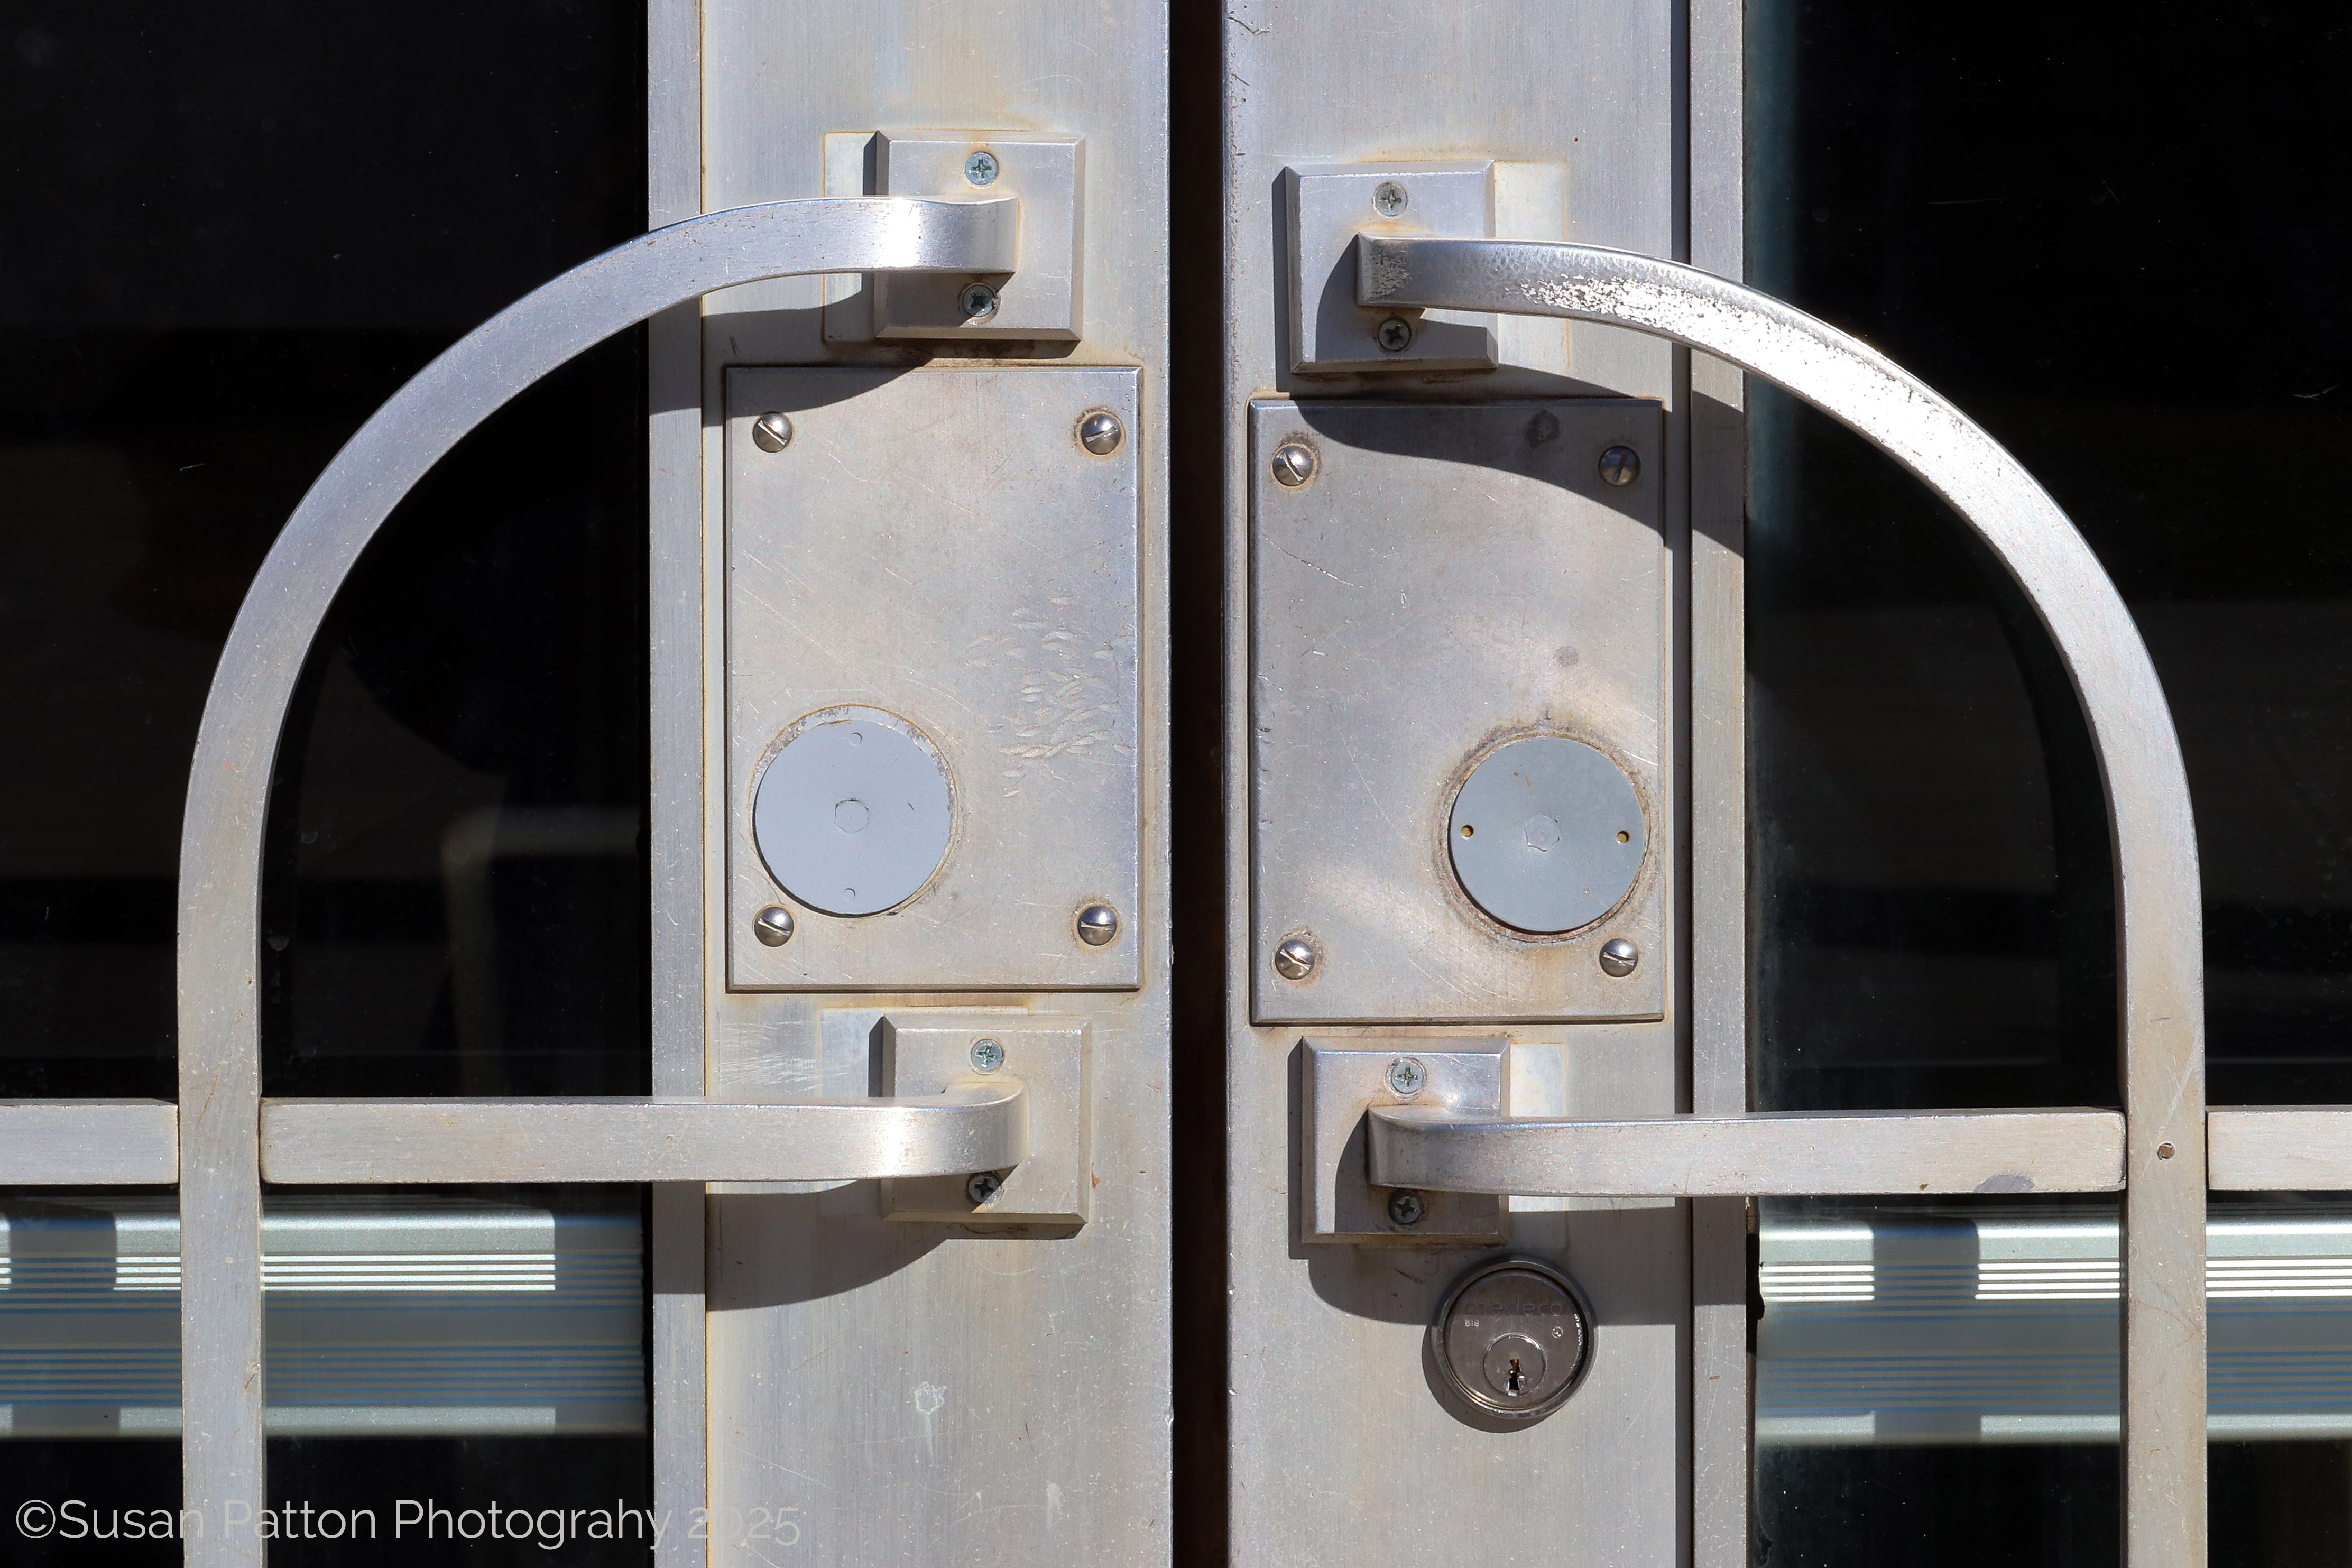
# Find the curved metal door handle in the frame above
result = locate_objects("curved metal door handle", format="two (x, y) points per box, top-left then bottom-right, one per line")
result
(1347, 232), (2199, 1179)
(179, 192), (1022, 1188)
(170, 195), (1038, 1537)
(1350, 233), (2202, 1556)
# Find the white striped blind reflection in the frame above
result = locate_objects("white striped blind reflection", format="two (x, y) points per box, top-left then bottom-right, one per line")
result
(113, 1255), (561, 1293)
(0, 1198), (643, 1438)
(1757, 1205), (2352, 1445)
(1758, 1263), (1875, 1302)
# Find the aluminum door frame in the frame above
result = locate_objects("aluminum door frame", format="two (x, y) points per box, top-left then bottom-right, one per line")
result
(651, 5), (1172, 1565)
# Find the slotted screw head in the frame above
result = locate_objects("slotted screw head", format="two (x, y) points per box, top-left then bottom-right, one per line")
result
(1599, 445), (1641, 486)
(1273, 937), (1319, 981)
(958, 282), (1000, 321)
(1386, 1056), (1427, 1097)
(964, 150), (999, 187)
(1076, 903), (1121, 946)
(970, 1038), (1005, 1073)
(1077, 412), (1124, 456)
(751, 412), (794, 453)
(1599, 937), (1640, 977)
(1388, 1189), (1426, 1226)
(966, 1172), (1003, 1205)
(752, 906), (796, 946)
(1372, 180), (1409, 217)
(1376, 317), (1414, 353)
(1271, 443), (1318, 487)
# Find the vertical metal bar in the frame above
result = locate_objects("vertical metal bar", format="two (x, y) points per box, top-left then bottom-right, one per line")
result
(2124, 990), (2207, 1565)
(179, 819), (266, 1566)
(647, 0), (708, 1561)
(1686, 1), (1748, 1564)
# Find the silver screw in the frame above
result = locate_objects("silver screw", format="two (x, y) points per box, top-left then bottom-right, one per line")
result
(1271, 443), (1318, 487)
(1599, 937), (1640, 977)
(752, 906), (796, 946)
(751, 412), (794, 453)
(1599, 445), (1641, 486)
(1375, 317), (1414, 353)
(958, 282), (1000, 321)
(1386, 1057), (1427, 1097)
(1076, 903), (1121, 946)
(969, 1038), (1005, 1073)
(966, 1172), (1003, 1205)
(1388, 1189), (1426, 1226)
(1272, 936), (1320, 981)
(964, 150), (999, 187)
(1372, 180), (1409, 217)
(1077, 412), (1124, 457)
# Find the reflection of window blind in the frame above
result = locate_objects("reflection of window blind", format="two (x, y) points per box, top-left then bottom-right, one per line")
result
(0, 1197), (642, 1438)
(1758, 1206), (2352, 1445)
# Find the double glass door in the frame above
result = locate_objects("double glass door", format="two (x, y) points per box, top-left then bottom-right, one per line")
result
(2, 2), (2347, 1565)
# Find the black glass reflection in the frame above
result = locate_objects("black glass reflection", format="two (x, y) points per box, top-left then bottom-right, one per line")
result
(1749, 0), (2352, 1113)
(1748, 386), (2115, 1111)
(3, 0), (650, 1539)
(1750, 0), (2352, 1558)
(0, 0), (645, 1098)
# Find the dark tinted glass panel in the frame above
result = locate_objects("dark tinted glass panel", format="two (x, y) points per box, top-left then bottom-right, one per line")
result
(3, 0), (649, 1542)
(1, 0), (645, 1097)
(1749, 0), (2352, 1558)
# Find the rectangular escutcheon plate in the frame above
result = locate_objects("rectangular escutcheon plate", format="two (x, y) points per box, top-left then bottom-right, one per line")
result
(1251, 399), (1667, 1024)
(727, 367), (1142, 991)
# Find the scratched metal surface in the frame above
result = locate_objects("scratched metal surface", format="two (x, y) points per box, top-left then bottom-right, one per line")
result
(694, 6), (1171, 1564)
(1249, 396), (1668, 1025)
(724, 366), (1142, 992)
(1223, 4), (1688, 1566)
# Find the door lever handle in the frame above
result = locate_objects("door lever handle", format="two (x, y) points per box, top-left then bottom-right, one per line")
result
(1365, 1104), (2126, 1198)
(257, 1082), (1028, 1184)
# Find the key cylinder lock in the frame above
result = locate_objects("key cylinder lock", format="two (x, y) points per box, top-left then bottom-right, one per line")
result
(1432, 1257), (1593, 1422)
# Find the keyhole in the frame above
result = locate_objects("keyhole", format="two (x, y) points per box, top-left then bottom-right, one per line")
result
(1507, 1358), (1525, 1395)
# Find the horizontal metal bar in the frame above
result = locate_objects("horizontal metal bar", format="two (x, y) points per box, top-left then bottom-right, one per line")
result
(1367, 1107), (2126, 1197)
(260, 1087), (1026, 1184)
(0, 1100), (178, 1184)
(2208, 1106), (2352, 1190)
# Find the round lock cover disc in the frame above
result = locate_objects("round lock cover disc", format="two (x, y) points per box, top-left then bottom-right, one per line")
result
(752, 711), (953, 917)
(1448, 735), (1645, 934)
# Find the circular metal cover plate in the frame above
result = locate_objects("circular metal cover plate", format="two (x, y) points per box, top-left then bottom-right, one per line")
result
(1447, 736), (1644, 934)
(752, 711), (953, 917)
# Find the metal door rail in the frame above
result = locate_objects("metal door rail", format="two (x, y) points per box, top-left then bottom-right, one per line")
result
(2209, 1108), (2352, 1189)
(260, 1087), (1027, 1184)
(0, 1101), (177, 1184)
(1355, 233), (2205, 1566)
(1369, 1107), (2125, 1197)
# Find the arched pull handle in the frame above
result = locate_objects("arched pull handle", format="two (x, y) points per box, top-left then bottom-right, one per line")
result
(1343, 235), (2198, 1179)
(181, 195), (1034, 1193)
(1344, 232), (2203, 1564)
(170, 194), (1078, 1542)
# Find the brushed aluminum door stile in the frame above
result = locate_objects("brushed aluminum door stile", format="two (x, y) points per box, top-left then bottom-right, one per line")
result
(1224, 7), (1690, 1564)
(645, 0), (707, 1557)
(693, 7), (1172, 1564)
(1686, 1), (1750, 1561)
